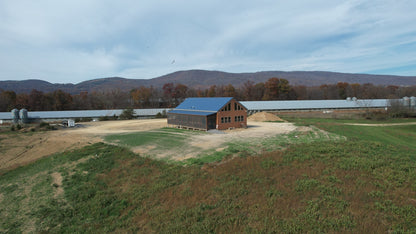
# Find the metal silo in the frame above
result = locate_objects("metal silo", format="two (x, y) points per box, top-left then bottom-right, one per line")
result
(410, 96), (416, 109)
(11, 108), (19, 124)
(403, 96), (410, 107)
(20, 109), (29, 124)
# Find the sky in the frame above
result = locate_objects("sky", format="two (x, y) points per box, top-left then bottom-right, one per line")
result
(0, 0), (416, 84)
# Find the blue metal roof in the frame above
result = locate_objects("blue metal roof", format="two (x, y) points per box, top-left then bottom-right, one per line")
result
(168, 109), (216, 116)
(174, 97), (233, 112)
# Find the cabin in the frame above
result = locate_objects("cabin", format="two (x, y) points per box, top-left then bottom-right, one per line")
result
(167, 97), (247, 130)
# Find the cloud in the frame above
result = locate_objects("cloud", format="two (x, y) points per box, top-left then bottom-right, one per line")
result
(0, 0), (415, 83)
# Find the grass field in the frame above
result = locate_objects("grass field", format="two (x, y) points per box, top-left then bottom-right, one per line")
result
(1, 118), (416, 233)
(104, 124), (343, 165)
(105, 127), (202, 150)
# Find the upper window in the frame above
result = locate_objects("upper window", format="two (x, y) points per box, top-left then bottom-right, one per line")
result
(234, 103), (243, 110)
(222, 103), (232, 111)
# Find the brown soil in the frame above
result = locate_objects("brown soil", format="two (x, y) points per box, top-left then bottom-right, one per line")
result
(51, 172), (64, 198)
(0, 118), (302, 170)
(0, 119), (166, 172)
(248, 112), (286, 122)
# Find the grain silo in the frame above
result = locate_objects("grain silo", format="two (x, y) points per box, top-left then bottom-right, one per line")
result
(11, 109), (19, 124)
(20, 109), (29, 124)
(410, 96), (416, 109)
(403, 96), (410, 108)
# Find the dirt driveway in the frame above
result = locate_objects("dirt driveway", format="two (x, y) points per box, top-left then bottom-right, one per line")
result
(0, 119), (297, 171)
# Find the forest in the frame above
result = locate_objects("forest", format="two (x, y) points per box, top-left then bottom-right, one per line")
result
(1, 77), (416, 112)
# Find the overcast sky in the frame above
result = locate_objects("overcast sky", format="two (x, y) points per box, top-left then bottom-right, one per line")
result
(1, 0), (415, 84)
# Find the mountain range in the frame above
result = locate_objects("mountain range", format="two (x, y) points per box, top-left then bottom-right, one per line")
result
(1, 70), (415, 94)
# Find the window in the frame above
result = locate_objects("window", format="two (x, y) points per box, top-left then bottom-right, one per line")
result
(234, 116), (244, 122)
(221, 116), (232, 123)
(223, 103), (231, 111)
(235, 103), (242, 110)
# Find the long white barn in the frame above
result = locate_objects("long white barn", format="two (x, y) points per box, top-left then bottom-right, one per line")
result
(240, 99), (390, 114)
(0, 97), (415, 122)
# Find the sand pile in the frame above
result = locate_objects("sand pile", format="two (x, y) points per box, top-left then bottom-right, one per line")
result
(248, 112), (286, 122)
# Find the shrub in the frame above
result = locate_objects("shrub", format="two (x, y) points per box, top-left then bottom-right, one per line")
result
(39, 122), (49, 128)
(155, 110), (167, 118)
(119, 108), (135, 120)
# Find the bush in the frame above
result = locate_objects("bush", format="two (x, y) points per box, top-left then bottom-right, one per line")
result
(39, 122), (49, 128)
(119, 109), (135, 120)
(74, 117), (93, 122)
(155, 110), (167, 118)
(99, 116), (111, 121)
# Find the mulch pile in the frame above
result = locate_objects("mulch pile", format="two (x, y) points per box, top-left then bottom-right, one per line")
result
(248, 112), (286, 122)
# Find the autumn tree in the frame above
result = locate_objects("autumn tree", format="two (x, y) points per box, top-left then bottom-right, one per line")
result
(130, 86), (152, 108)
(336, 82), (349, 99)
(253, 82), (265, 101)
(262, 78), (292, 100)
(241, 81), (255, 100)
(50, 89), (73, 110)
(207, 85), (217, 97)
(0, 90), (17, 111)
(223, 84), (236, 97)
(15, 93), (29, 110)
(350, 83), (360, 98)
(28, 89), (52, 111)
(173, 84), (188, 101)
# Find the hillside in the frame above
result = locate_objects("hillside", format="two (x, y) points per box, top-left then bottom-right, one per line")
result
(1, 70), (416, 94)
(1, 118), (416, 232)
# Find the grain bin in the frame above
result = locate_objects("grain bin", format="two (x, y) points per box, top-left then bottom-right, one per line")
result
(11, 108), (19, 124)
(410, 96), (416, 109)
(403, 96), (410, 107)
(20, 109), (29, 123)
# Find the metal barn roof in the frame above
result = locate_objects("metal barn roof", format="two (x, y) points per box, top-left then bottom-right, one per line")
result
(240, 99), (389, 111)
(168, 109), (216, 116)
(174, 97), (234, 112)
(0, 108), (171, 120)
(0, 99), (395, 120)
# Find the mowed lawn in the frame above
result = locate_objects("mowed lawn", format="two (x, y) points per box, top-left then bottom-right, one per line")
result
(289, 118), (416, 150)
(1, 118), (416, 233)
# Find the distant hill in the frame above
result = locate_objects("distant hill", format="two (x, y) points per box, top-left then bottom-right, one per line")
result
(1, 70), (415, 94)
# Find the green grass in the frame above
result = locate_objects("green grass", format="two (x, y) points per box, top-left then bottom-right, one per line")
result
(182, 126), (344, 166)
(289, 117), (416, 150)
(1, 118), (416, 232)
(105, 127), (202, 150)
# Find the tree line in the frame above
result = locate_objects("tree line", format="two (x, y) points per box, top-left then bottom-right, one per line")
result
(1, 77), (416, 112)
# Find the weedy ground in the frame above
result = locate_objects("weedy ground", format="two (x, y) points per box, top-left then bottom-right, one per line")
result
(1, 118), (416, 233)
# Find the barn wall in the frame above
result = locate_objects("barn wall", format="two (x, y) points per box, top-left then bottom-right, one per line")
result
(167, 113), (207, 130)
(216, 99), (247, 130)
